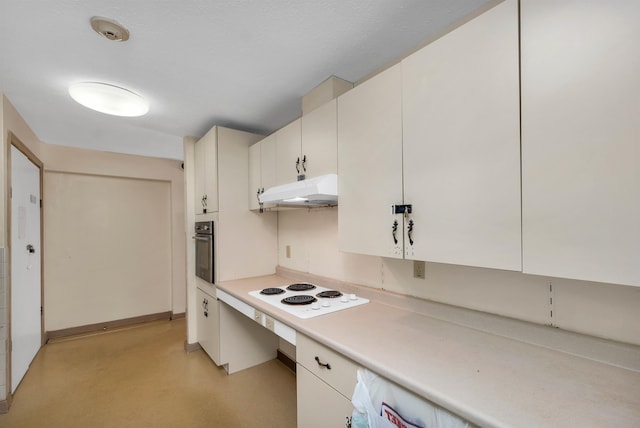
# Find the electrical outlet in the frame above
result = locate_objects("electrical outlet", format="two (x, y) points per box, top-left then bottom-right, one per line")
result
(286, 245), (291, 258)
(265, 316), (275, 331)
(413, 260), (426, 279)
(254, 310), (264, 324)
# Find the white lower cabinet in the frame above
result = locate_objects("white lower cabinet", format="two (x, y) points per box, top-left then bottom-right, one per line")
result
(196, 286), (221, 363)
(296, 334), (358, 428)
(297, 366), (354, 428)
(197, 286), (279, 373)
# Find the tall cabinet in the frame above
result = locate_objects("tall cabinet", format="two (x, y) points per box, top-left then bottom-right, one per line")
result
(521, 0), (640, 286)
(215, 127), (278, 282)
(192, 126), (278, 368)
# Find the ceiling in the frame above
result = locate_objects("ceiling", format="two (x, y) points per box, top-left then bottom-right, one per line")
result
(0, 0), (492, 160)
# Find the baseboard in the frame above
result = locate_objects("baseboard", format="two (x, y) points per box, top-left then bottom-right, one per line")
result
(171, 312), (186, 320)
(45, 311), (173, 342)
(277, 349), (296, 373)
(0, 398), (9, 414)
(184, 340), (202, 353)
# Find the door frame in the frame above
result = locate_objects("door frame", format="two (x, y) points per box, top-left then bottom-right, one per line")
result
(5, 131), (44, 410)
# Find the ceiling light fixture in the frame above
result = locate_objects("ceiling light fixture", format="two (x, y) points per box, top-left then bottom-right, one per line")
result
(68, 82), (149, 117)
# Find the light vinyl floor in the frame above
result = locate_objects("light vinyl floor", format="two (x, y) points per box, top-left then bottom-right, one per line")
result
(0, 319), (297, 427)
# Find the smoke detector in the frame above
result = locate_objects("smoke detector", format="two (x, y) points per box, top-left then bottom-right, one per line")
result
(90, 16), (130, 41)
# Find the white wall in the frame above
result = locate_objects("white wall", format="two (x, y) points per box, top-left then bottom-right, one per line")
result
(44, 172), (172, 330)
(42, 144), (186, 319)
(277, 208), (640, 346)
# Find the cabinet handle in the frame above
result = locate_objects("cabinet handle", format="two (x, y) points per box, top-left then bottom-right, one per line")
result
(392, 220), (399, 245)
(295, 156), (301, 173)
(301, 155), (307, 172)
(258, 188), (265, 213)
(407, 219), (414, 246)
(256, 188), (261, 203)
(314, 356), (331, 370)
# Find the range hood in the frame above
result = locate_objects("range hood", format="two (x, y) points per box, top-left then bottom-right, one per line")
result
(259, 173), (338, 207)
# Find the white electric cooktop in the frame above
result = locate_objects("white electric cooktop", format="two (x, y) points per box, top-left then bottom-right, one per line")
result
(248, 282), (369, 319)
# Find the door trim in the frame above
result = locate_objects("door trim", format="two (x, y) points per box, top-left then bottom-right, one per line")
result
(6, 132), (44, 408)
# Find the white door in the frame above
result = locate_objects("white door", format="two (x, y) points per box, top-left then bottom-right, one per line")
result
(10, 145), (42, 393)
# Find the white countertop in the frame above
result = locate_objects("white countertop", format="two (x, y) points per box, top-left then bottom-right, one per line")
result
(215, 273), (640, 427)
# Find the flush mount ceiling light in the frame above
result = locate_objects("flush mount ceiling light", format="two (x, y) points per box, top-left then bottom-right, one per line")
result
(68, 82), (149, 117)
(90, 16), (130, 41)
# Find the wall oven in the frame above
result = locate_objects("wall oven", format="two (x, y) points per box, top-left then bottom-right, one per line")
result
(194, 221), (215, 283)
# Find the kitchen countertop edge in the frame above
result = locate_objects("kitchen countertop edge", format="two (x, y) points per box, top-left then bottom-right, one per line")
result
(213, 273), (640, 428)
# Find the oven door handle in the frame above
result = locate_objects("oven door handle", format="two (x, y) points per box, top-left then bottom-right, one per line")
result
(193, 236), (212, 241)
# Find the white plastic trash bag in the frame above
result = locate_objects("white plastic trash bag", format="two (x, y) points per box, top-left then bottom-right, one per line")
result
(351, 369), (470, 428)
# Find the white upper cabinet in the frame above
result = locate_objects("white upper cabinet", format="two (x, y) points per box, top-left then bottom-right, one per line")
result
(275, 119), (303, 185)
(274, 101), (338, 186)
(338, 64), (404, 258)
(339, 1), (521, 267)
(521, 0), (640, 286)
(301, 99), (338, 179)
(194, 127), (218, 214)
(248, 142), (261, 210)
(248, 134), (276, 211)
(401, 0), (521, 270)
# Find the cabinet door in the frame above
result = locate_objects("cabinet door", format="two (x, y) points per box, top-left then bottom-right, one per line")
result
(297, 365), (353, 428)
(196, 287), (220, 363)
(260, 134), (276, 190)
(194, 136), (207, 214)
(275, 118), (302, 185)
(248, 142), (261, 210)
(249, 134), (277, 209)
(301, 99), (337, 178)
(195, 128), (219, 214)
(338, 64), (404, 258)
(521, 0), (640, 286)
(401, 0), (521, 270)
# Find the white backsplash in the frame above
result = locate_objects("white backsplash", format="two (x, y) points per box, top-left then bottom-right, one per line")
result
(277, 208), (640, 346)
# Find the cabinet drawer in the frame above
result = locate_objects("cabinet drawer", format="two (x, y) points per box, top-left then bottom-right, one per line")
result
(297, 334), (358, 398)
